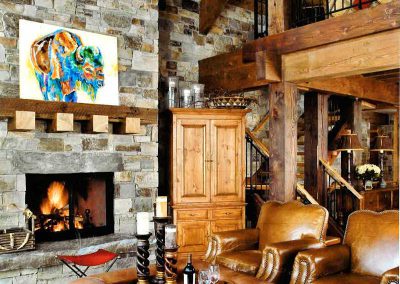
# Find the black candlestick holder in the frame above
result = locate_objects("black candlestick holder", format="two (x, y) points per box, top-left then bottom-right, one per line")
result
(136, 233), (152, 284)
(152, 216), (172, 284)
(164, 246), (179, 284)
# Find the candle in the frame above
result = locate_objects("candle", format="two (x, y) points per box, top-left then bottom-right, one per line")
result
(156, 196), (168, 217)
(165, 224), (177, 249)
(137, 212), (149, 235)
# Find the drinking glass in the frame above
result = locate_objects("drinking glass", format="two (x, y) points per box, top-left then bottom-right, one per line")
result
(198, 269), (210, 284)
(209, 264), (220, 284)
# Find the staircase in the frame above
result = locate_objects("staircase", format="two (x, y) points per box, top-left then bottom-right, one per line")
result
(244, 114), (270, 228)
(244, 96), (360, 236)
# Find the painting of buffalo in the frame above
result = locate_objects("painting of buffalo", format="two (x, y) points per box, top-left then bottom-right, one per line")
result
(19, 20), (119, 105)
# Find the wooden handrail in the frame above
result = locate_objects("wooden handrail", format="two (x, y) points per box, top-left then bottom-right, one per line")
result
(252, 113), (270, 134)
(296, 183), (318, 205)
(319, 159), (363, 200)
(245, 128), (270, 157)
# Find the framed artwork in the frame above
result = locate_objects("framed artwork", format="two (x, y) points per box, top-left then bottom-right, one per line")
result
(19, 20), (119, 105)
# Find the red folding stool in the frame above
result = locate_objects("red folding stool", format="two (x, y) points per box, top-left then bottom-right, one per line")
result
(57, 249), (120, 278)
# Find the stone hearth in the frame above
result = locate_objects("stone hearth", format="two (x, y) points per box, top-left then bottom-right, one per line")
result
(0, 234), (155, 283)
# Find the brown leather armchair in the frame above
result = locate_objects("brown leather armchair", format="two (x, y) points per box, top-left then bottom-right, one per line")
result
(205, 201), (329, 283)
(290, 210), (399, 284)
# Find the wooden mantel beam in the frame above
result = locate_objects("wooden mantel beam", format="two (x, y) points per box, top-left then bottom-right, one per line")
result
(0, 98), (158, 124)
(283, 29), (400, 83)
(297, 76), (399, 105)
(243, 1), (400, 61)
(199, 0), (227, 34)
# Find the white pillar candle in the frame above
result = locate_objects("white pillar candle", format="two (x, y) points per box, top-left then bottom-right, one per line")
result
(137, 212), (149, 235)
(165, 224), (177, 249)
(156, 196), (168, 217)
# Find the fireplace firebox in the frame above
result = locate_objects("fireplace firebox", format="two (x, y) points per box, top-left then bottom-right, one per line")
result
(26, 173), (114, 242)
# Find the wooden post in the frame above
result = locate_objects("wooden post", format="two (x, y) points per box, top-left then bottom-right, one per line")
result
(88, 115), (109, 133)
(268, 0), (290, 35)
(269, 82), (298, 201)
(393, 111), (399, 184)
(304, 93), (328, 203)
(352, 100), (363, 166)
(8, 111), (35, 131)
(50, 113), (74, 132)
(340, 99), (362, 182)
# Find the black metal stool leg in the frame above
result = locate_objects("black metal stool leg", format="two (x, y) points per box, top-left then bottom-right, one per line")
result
(60, 260), (84, 278)
(106, 256), (120, 272)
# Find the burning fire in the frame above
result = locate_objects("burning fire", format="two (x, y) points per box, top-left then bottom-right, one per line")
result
(37, 181), (87, 232)
(40, 181), (69, 214)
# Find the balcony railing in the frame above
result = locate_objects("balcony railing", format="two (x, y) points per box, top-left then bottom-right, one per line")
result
(290, 0), (378, 28)
(254, 0), (268, 39)
(253, 0), (378, 38)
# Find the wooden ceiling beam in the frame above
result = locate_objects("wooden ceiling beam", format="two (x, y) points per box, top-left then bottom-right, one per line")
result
(282, 29), (400, 83)
(199, 50), (280, 91)
(297, 76), (399, 105)
(242, 1), (400, 62)
(199, 0), (227, 34)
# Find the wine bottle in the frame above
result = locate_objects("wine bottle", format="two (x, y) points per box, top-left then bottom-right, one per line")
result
(183, 253), (196, 284)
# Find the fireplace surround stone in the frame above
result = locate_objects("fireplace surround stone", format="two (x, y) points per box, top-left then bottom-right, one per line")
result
(0, 117), (158, 283)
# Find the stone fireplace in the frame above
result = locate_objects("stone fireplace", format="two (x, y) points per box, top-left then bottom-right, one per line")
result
(26, 173), (114, 242)
(0, 118), (158, 282)
(0, 0), (160, 281)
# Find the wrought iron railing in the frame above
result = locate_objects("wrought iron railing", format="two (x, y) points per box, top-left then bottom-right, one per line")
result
(290, 0), (378, 28)
(245, 130), (270, 227)
(254, 0), (268, 39)
(245, 130), (270, 192)
(254, 0), (378, 38)
(320, 159), (364, 232)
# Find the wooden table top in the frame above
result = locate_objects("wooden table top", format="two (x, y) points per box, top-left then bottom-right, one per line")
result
(70, 257), (266, 284)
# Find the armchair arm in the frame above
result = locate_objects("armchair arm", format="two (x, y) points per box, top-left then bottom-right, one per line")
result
(381, 267), (399, 284)
(204, 229), (259, 263)
(290, 244), (351, 284)
(256, 238), (324, 282)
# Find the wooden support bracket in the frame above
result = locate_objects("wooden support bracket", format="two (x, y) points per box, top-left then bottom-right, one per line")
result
(8, 111), (35, 131)
(88, 115), (109, 133)
(118, 117), (141, 134)
(50, 113), (74, 132)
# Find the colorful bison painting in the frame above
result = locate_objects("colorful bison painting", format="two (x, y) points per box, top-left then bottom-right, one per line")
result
(19, 20), (119, 105)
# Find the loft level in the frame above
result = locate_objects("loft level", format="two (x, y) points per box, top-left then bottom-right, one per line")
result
(199, 1), (399, 105)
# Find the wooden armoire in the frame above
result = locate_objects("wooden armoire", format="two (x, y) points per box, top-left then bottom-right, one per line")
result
(170, 108), (248, 253)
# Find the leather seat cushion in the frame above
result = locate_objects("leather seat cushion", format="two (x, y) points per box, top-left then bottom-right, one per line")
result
(313, 273), (381, 284)
(216, 250), (262, 276)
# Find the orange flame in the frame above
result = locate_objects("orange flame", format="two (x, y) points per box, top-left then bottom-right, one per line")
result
(53, 222), (66, 232)
(40, 181), (69, 214)
(74, 220), (84, 229)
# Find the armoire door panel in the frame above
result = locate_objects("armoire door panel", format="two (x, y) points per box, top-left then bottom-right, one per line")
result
(176, 119), (210, 203)
(177, 221), (210, 252)
(210, 120), (243, 202)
